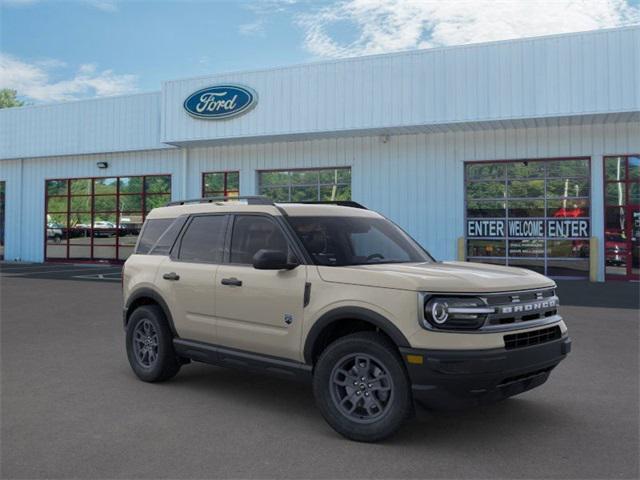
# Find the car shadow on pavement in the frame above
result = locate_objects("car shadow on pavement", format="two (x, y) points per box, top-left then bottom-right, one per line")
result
(164, 362), (576, 445)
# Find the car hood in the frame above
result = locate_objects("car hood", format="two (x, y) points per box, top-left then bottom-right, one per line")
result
(316, 261), (555, 293)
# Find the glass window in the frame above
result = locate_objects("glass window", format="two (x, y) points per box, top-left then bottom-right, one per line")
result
(547, 159), (589, 178)
(70, 196), (90, 212)
(149, 217), (188, 256)
(136, 218), (174, 254)
(119, 177), (143, 194)
(508, 200), (545, 218)
(94, 178), (117, 194)
(606, 183), (626, 206)
(547, 240), (589, 258)
(203, 171), (240, 197)
(466, 200), (506, 218)
(47, 197), (68, 213)
(629, 156), (639, 181)
(145, 176), (171, 194)
(46, 180), (67, 196)
(466, 163), (505, 180)
(45, 175), (172, 262)
(605, 157), (626, 181)
(259, 167), (351, 202)
(466, 182), (505, 199)
(508, 239), (545, 257)
(230, 215), (289, 264)
(547, 179), (590, 198)
(466, 240), (506, 257)
(506, 161), (545, 178)
(547, 199), (589, 218)
(465, 158), (591, 278)
(507, 180), (544, 198)
(178, 215), (227, 263)
(288, 216), (432, 267)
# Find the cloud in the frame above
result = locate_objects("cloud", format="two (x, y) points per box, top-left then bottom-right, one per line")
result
(297, 0), (640, 58)
(0, 53), (138, 102)
(239, 19), (266, 36)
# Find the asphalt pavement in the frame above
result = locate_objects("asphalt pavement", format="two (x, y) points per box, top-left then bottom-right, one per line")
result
(1, 266), (638, 479)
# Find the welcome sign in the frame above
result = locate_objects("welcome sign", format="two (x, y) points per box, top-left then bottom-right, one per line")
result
(184, 85), (257, 120)
(467, 219), (590, 239)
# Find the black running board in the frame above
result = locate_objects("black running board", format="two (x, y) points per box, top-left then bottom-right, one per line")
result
(173, 338), (312, 382)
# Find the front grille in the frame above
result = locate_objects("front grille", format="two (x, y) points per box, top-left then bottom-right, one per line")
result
(504, 326), (561, 350)
(484, 288), (558, 327)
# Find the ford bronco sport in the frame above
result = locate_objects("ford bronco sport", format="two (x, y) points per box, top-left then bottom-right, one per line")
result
(123, 196), (571, 442)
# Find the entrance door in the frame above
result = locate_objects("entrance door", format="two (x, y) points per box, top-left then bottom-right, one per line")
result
(604, 155), (639, 280)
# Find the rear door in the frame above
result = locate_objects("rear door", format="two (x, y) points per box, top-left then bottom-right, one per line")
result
(214, 214), (307, 361)
(156, 214), (229, 344)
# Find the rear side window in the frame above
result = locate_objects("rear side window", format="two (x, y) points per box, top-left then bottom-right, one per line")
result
(230, 215), (289, 264)
(136, 218), (174, 254)
(149, 216), (188, 256)
(178, 215), (227, 263)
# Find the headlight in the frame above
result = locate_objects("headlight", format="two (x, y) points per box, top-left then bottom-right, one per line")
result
(423, 297), (494, 330)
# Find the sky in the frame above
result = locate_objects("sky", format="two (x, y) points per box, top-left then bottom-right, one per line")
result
(1, 0), (639, 104)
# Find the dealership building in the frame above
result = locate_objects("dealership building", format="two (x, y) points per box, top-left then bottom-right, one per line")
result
(0, 26), (638, 281)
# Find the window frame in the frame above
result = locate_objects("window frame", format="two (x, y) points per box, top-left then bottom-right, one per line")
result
(464, 157), (592, 278)
(257, 167), (351, 202)
(44, 174), (171, 263)
(602, 154), (640, 281)
(202, 171), (240, 198)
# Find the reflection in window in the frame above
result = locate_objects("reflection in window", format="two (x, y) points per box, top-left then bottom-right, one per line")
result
(465, 158), (591, 278)
(203, 171), (240, 198)
(45, 175), (171, 262)
(259, 168), (351, 202)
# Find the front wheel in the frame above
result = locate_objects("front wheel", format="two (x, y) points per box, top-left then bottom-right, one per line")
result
(126, 305), (181, 382)
(313, 332), (412, 442)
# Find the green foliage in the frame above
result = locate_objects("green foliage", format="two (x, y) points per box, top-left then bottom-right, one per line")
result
(0, 89), (24, 109)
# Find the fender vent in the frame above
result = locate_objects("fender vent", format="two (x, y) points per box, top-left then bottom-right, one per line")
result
(504, 326), (561, 350)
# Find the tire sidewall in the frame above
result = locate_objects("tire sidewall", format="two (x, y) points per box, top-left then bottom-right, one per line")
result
(313, 333), (411, 442)
(126, 305), (177, 382)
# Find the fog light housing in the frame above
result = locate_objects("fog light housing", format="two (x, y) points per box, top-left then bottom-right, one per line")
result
(423, 297), (493, 330)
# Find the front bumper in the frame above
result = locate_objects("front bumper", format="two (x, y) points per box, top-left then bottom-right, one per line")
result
(400, 335), (571, 409)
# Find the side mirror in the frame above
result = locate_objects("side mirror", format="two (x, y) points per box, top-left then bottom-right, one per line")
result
(252, 249), (299, 270)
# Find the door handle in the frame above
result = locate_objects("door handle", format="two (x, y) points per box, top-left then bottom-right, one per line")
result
(221, 277), (242, 287)
(162, 272), (180, 281)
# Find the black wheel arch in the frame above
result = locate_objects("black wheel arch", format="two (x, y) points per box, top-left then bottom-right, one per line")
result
(303, 306), (410, 365)
(124, 288), (178, 338)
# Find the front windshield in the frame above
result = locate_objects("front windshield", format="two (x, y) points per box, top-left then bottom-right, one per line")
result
(287, 216), (434, 266)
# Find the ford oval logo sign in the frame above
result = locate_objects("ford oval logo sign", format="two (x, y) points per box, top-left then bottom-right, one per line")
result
(183, 84), (257, 120)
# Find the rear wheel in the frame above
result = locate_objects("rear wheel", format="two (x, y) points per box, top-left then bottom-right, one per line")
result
(313, 332), (412, 442)
(126, 305), (180, 382)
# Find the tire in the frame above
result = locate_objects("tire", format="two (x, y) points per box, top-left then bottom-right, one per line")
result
(126, 305), (181, 382)
(313, 331), (412, 442)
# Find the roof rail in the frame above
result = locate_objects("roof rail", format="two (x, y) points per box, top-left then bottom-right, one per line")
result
(166, 195), (275, 207)
(289, 200), (368, 209)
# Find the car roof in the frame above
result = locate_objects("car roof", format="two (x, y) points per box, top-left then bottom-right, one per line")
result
(145, 201), (382, 220)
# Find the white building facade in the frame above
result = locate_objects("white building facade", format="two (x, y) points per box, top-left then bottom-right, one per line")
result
(1, 27), (638, 281)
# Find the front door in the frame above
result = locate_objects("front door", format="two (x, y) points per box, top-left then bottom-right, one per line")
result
(215, 214), (307, 361)
(604, 155), (639, 280)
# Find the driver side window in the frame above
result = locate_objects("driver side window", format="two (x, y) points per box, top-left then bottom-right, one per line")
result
(229, 215), (290, 264)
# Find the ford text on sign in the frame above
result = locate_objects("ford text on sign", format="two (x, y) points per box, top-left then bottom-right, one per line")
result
(184, 85), (257, 119)
(467, 219), (589, 238)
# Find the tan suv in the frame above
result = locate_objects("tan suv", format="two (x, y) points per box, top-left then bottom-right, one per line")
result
(122, 196), (571, 442)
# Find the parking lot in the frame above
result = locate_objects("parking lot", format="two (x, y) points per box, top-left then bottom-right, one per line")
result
(1, 262), (638, 479)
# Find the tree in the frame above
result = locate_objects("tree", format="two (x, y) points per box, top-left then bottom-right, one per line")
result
(0, 89), (25, 109)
